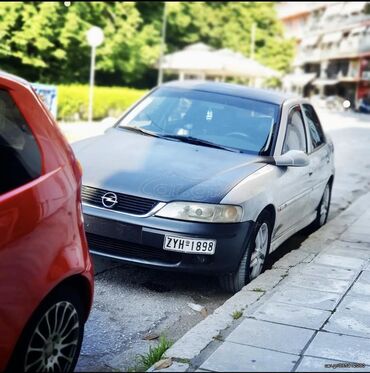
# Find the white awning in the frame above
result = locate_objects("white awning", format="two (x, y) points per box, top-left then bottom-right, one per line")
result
(159, 43), (280, 79)
(341, 2), (367, 14)
(301, 35), (320, 47)
(312, 78), (339, 87)
(350, 26), (367, 35)
(323, 3), (345, 18)
(283, 73), (317, 87)
(322, 32), (343, 44)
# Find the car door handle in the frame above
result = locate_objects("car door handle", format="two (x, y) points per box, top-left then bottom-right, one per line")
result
(308, 170), (313, 176)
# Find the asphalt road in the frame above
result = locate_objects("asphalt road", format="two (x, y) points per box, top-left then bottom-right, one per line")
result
(67, 110), (370, 372)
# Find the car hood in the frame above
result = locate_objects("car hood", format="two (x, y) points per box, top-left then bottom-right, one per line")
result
(73, 128), (266, 203)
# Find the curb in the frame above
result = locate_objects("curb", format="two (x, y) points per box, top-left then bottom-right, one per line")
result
(148, 192), (370, 372)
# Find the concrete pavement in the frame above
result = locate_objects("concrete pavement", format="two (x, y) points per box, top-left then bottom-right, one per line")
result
(151, 192), (370, 372)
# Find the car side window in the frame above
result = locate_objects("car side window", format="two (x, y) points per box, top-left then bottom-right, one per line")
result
(282, 106), (307, 154)
(302, 104), (325, 150)
(0, 89), (42, 195)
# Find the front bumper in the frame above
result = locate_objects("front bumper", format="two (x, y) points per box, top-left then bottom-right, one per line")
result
(83, 204), (254, 274)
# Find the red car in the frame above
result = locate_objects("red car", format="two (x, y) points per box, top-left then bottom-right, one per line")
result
(0, 72), (94, 372)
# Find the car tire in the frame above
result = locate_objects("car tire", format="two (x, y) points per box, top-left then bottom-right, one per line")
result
(7, 285), (85, 373)
(308, 182), (332, 232)
(219, 210), (273, 293)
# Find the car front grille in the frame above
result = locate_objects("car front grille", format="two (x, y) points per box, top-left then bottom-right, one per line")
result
(86, 233), (181, 264)
(81, 185), (159, 215)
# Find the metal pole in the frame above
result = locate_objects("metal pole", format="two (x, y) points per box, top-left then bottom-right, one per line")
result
(157, 2), (167, 85)
(88, 45), (96, 123)
(250, 23), (256, 60)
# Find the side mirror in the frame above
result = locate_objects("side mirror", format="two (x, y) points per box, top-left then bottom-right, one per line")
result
(274, 150), (309, 167)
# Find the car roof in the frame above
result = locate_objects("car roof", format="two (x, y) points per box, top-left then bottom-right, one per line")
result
(0, 70), (30, 86)
(161, 80), (296, 105)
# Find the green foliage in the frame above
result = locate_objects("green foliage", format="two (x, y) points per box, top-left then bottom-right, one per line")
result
(133, 336), (173, 372)
(232, 310), (243, 320)
(57, 85), (147, 121)
(0, 2), (294, 87)
(0, 2), (161, 85)
(252, 288), (266, 293)
(165, 2), (295, 72)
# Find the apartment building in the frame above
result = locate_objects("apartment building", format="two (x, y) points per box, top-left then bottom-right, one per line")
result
(277, 2), (370, 107)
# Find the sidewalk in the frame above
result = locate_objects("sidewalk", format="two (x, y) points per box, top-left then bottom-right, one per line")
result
(151, 192), (370, 372)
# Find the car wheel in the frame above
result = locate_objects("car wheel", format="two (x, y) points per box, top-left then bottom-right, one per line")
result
(309, 182), (332, 232)
(7, 285), (85, 373)
(219, 210), (272, 293)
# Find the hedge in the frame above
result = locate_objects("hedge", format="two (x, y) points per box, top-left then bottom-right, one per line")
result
(57, 85), (148, 121)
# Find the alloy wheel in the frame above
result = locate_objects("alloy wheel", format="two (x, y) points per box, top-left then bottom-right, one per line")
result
(320, 185), (330, 226)
(24, 301), (80, 372)
(249, 222), (269, 280)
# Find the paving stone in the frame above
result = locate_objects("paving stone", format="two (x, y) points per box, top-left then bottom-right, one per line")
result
(148, 362), (189, 372)
(313, 254), (365, 270)
(214, 289), (262, 316)
(323, 295), (370, 338)
(166, 289), (262, 360)
(200, 342), (298, 372)
(226, 318), (314, 355)
(300, 238), (326, 254)
(345, 226), (370, 235)
(305, 332), (370, 365)
(323, 246), (370, 260)
(341, 232), (370, 244)
(349, 271), (370, 297)
(272, 250), (313, 269)
(268, 286), (341, 311)
(296, 356), (370, 372)
(337, 294), (370, 314)
(289, 263), (357, 281)
(252, 302), (331, 330)
(166, 312), (232, 360)
(243, 268), (287, 293)
(287, 273), (351, 294)
(333, 240), (370, 252)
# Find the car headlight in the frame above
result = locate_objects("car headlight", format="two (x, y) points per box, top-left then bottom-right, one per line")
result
(155, 202), (243, 223)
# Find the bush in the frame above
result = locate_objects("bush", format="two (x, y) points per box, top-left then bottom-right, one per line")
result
(57, 85), (148, 121)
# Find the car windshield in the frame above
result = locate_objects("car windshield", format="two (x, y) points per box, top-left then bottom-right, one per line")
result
(117, 87), (280, 155)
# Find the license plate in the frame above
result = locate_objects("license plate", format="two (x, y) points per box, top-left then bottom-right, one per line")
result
(163, 235), (216, 255)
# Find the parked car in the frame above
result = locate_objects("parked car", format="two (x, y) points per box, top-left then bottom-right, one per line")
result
(358, 95), (370, 113)
(74, 81), (334, 293)
(0, 71), (93, 372)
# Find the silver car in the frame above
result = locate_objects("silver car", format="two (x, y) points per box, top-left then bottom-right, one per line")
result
(74, 81), (334, 292)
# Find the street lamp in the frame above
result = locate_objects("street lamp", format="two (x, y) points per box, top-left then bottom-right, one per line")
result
(157, 2), (168, 85)
(87, 26), (104, 123)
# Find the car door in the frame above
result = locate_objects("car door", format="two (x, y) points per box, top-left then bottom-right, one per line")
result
(274, 105), (312, 238)
(301, 103), (331, 211)
(0, 80), (85, 370)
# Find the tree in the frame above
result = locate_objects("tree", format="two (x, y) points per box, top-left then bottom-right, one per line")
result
(0, 2), (161, 85)
(0, 2), (294, 86)
(165, 2), (294, 73)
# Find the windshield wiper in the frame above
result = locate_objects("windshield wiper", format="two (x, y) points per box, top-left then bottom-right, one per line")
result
(120, 126), (163, 138)
(162, 135), (242, 153)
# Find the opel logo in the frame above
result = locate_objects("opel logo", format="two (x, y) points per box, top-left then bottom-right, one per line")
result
(101, 192), (118, 208)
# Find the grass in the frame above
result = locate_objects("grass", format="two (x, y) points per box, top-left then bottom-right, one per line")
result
(232, 310), (243, 320)
(252, 288), (265, 293)
(131, 336), (173, 372)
